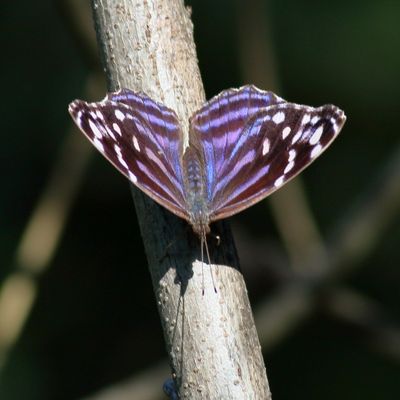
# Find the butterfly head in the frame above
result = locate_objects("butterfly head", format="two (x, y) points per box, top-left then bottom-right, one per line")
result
(189, 209), (211, 237)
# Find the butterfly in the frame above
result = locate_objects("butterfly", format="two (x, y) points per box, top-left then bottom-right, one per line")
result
(69, 85), (346, 243)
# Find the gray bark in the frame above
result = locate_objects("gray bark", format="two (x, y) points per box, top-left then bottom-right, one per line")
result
(91, 0), (271, 398)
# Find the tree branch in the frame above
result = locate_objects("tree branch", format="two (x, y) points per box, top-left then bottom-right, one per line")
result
(91, 0), (271, 398)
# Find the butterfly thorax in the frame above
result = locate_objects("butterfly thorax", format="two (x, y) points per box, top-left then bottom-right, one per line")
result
(182, 146), (211, 236)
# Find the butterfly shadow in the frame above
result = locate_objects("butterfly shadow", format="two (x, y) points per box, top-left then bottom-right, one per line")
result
(160, 215), (241, 296)
(160, 217), (240, 387)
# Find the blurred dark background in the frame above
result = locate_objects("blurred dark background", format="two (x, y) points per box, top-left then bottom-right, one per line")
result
(1, 0), (400, 399)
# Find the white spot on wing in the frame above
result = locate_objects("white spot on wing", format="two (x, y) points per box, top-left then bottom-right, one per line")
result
(262, 138), (270, 155)
(105, 126), (116, 140)
(309, 126), (324, 145)
(311, 116), (320, 124)
(301, 114), (311, 125)
(114, 144), (121, 156)
(114, 144), (129, 169)
(330, 117), (338, 130)
(284, 161), (294, 174)
(115, 109), (125, 121)
(291, 130), (302, 144)
(89, 119), (104, 139)
(272, 111), (285, 124)
(93, 137), (104, 151)
(128, 171), (137, 183)
(301, 129), (311, 141)
(310, 144), (322, 158)
(133, 136), (140, 152)
(96, 110), (104, 120)
(274, 176), (285, 187)
(288, 149), (296, 162)
(76, 111), (83, 123)
(113, 123), (122, 136)
(282, 126), (291, 139)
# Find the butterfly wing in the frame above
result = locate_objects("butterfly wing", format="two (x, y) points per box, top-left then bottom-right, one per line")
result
(189, 85), (285, 201)
(69, 89), (189, 220)
(205, 102), (346, 220)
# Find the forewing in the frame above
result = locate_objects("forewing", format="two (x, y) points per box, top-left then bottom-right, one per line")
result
(69, 89), (189, 220)
(107, 89), (183, 170)
(209, 102), (346, 220)
(190, 85), (285, 199)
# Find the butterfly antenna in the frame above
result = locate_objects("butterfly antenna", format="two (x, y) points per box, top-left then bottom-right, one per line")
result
(203, 231), (217, 293)
(200, 233), (205, 296)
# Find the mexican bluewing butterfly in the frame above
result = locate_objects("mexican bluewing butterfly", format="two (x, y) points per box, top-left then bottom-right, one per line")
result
(69, 85), (346, 240)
